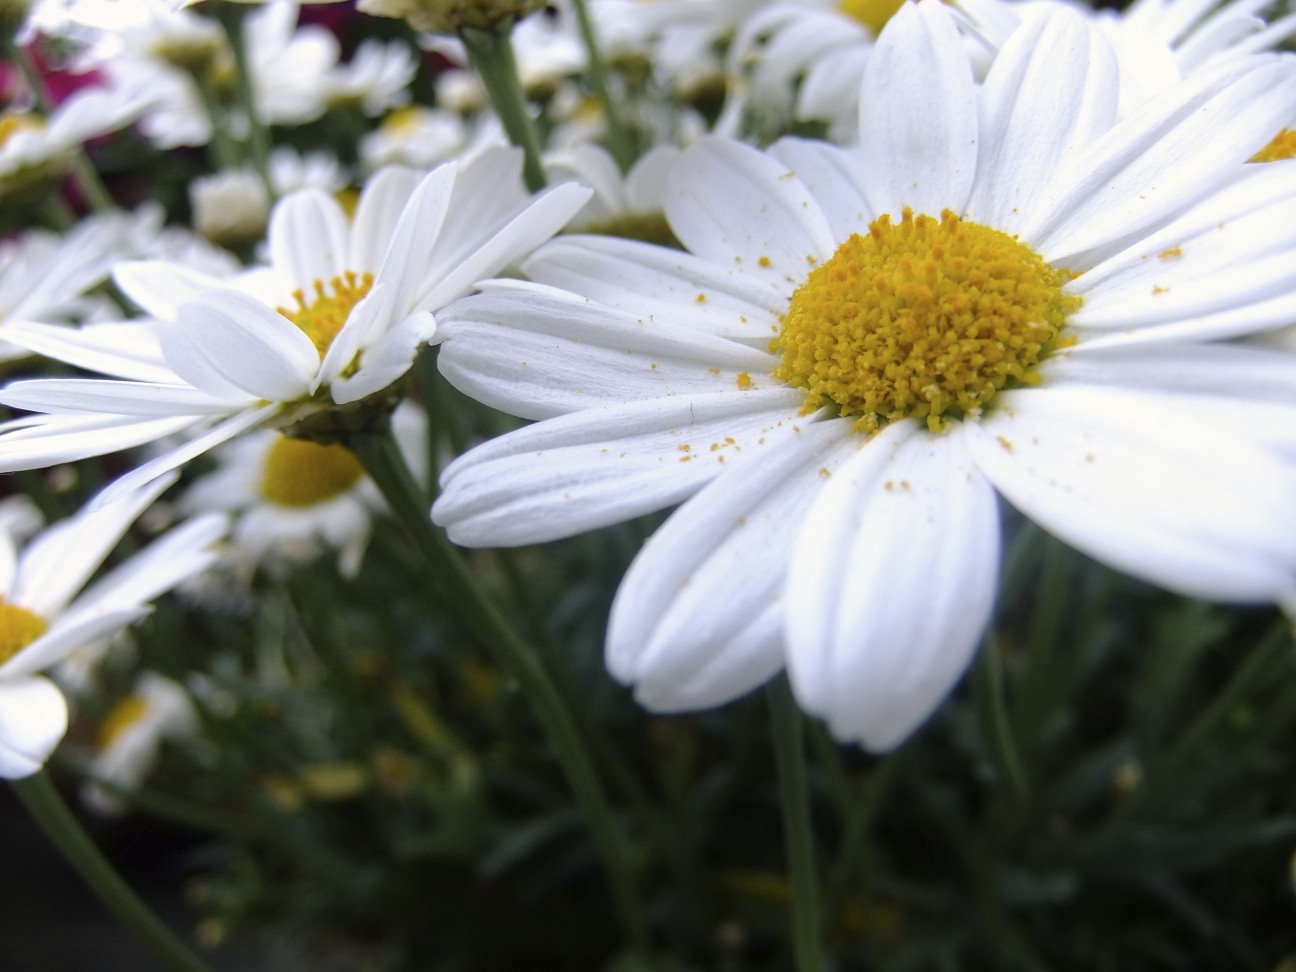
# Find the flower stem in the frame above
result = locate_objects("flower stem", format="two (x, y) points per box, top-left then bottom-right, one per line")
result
(212, 3), (273, 197)
(10, 771), (218, 972)
(349, 419), (647, 950)
(567, 0), (635, 171)
(460, 25), (547, 192)
(768, 679), (824, 972)
(973, 635), (1030, 806)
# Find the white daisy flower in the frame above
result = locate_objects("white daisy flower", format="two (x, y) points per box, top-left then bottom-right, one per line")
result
(82, 671), (198, 815)
(0, 210), (147, 363)
(360, 105), (471, 172)
(182, 401), (427, 578)
(430, 3), (1296, 750)
(319, 38), (417, 117)
(545, 142), (679, 241)
(188, 167), (271, 249)
(0, 84), (151, 198)
(0, 148), (591, 500)
(0, 474), (226, 779)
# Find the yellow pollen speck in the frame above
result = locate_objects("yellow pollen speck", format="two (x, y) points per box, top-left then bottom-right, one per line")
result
(1152, 285), (1169, 295)
(818, 467), (831, 477)
(1250, 128), (1296, 163)
(736, 371), (753, 390)
(650, 362), (659, 370)
(758, 256), (772, 268)
(772, 208), (1080, 434)
(98, 694), (148, 750)
(1158, 246), (1182, 260)
(997, 436), (1013, 451)
(0, 598), (46, 666)
(695, 293), (707, 303)
(261, 435), (365, 508)
(276, 270), (375, 358)
(708, 368), (720, 375)
(678, 443), (691, 452)
(838, 0), (905, 34)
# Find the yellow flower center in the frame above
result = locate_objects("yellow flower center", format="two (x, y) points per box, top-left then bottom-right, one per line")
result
(838, 0), (906, 34)
(260, 435), (365, 508)
(0, 597), (47, 666)
(276, 271), (375, 359)
(1249, 128), (1296, 163)
(98, 694), (148, 749)
(0, 111), (44, 150)
(773, 209), (1080, 434)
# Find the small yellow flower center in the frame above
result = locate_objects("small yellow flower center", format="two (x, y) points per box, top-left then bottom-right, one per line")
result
(98, 694), (148, 749)
(276, 271), (375, 358)
(773, 209), (1080, 433)
(260, 435), (365, 508)
(0, 597), (47, 666)
(838, 0), (906, 34)
(1249, 128), (1296, 163)
(0, 111), (44, 150)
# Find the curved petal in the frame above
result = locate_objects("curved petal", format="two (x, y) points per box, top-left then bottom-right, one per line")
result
(768, 138), (874, 242)
(167, 291), (318, 401)
(432, 390), (811, 546)
(856, 0), (978, 218)
(608, 418), (856, 710)
(113, 261), (229, 321)
(0, 676), (68, 780)
(786, 421), (1000, 751)
(331, 311), (436, 405)
(664, 137), (837, 283)
(268, 188), (351, 292)
(967, 385), (1296, 602)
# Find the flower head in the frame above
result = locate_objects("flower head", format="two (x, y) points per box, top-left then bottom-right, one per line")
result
(431, 2), (1296, 749)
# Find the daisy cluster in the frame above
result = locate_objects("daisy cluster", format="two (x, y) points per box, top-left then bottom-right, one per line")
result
(0, 0), (1295, 963)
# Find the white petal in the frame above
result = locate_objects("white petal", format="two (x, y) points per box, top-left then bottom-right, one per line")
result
(0, 413), (200, 472)
(0, 320), (174, 383)
(0, 676), (68, 779)
(113, 261), (229, 321)
(968, 386), (1296, 602)
(167, 291), (318, 401)
(435, 283), (776, 420)
(664, 137), (836, 282)
(371, 162), (457, 317)
(963, 10), (1119, 232)
(0, 608), (147, 680)
(349, 165), (424, 272)
(268, 188), (351, 291)
(522, 235), (789, 338)
(0, 378), (236, 416)
(608, 419), (856, 711)
(856, 1), (978, 217)
(767, 139), (874, 242)
(786, 421), (1000, 751)
(433, 391), (812, 546)
(330, 311), (436, 404)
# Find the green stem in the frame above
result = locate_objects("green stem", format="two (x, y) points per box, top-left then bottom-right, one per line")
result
(5, 39), (116, 212)
(973, 636), (1029, 806)
(567, 0), (635, 171)
(189, 70), (242, 171)
(213, 4), (273, 196)
(11, 772), (218, 972)
(768, 679), (824, 972)
(460, 25), (547, 192)
(349, 419), (647, 950)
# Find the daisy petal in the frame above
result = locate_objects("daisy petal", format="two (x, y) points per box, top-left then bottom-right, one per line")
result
(968, 386), (1296, 602)
(856, 0), (978, 217)
(268, 189), (351, 292)
(114, 261), (229, 320)
(964, 9), (1118, 232)
(768, 138), (873, 241)
(786, 421), (1000, 751)
(608, 419), (856, 710)
(349, 165), (424, 273)
(0, 413), (200, 473)
(432, 391), (811, 546)
(0, 379), (236, 416)
(167, 291), (318, 401)
(0, 320), (173, 383)
(664, 137), (836, 281)
(0, 676), (68, 780)
(331, 311), (436, 405)
(435, 283), (776, 419)
(1, 608), (148, 681)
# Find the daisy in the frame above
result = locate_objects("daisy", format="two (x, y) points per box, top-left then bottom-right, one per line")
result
(82, 671), (197, 815)
(0, 148), (591, 500)
(431, 3), (1296, 750)
(0, 474), (226, 778)
(545, 142), (679, 242)
(182, 401), (427, 578)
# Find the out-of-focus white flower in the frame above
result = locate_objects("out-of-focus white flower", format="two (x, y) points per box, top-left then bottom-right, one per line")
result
(360, 105), (470, 171)
(422, 7), (585, 98)
(189, 168), (271, 249)
(545, 142), (678, 240)
(268, 145), (346, 196)
(184, 401), (426, 578)
(81, 671), (198, 815)
(0, 473), (226, 778)
(320, 38), (417, 117)
(0, 149), (591, 498)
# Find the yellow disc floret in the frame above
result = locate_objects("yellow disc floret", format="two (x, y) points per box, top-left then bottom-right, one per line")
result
(1250, 128), (1296, 163)
(839, 0), (906, 34)
(98, 694), (148, 749)
(277, 271), (375, 358)
(773, 209), (1079, 433)
(261, 435), (365, 508)
(0, 597), (46, 666)
(0, 111), (43, 149)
